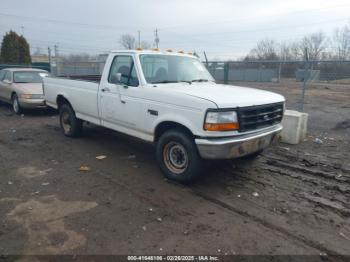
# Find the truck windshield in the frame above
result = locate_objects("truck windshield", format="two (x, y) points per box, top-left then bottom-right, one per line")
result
(13, 71), (48, 83)
(139, 54), (214, 84)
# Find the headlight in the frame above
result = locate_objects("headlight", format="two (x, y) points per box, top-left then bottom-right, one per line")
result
(204, 110), (239, 131)
(20, 94), (43, 99)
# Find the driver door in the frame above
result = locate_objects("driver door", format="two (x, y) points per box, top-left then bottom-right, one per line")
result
(99, 55), (141, 130)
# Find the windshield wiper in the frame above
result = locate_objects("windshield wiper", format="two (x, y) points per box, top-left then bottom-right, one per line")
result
(191, 79), (210, 83)
(151, 80), (191, 84)
(151, 80), (178, 84)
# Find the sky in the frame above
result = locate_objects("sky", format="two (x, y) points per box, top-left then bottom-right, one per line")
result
(0, 0), (350, 60)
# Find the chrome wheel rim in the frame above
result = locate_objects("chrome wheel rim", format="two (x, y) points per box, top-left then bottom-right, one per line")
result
(61, 111), (71, 133)
(13, 98), (19, 113)
(163, 142), (188, 174)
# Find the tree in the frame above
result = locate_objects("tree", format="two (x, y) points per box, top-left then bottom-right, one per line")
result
(0, 30), (31, 64)
(332, 24), (350, 60)
(248, 38), (279, 60)
(119, 34), (136, 49)
(140, 40), (151, 49)
(299, 32), (327, 60)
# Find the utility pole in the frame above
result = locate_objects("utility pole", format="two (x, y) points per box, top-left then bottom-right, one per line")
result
(138, 30), (141, 48)
(54, 44), (60, 76)
(48, 46), (52, 73)
(300, 47), (309, 112)
(48, 47), (52, 64)
(154, 29), (159, 48)
(21, 26), (24, 36)
(54, 44), (59, 61)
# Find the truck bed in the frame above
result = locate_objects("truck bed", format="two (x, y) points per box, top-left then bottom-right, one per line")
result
(43, 76), (100, 124)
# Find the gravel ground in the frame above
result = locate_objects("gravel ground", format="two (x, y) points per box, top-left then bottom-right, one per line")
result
(0, 82), (349, 257)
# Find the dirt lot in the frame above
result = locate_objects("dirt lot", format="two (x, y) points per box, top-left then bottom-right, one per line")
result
(0, 81), (349, 257)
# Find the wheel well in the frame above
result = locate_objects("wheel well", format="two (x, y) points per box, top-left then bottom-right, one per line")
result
(11, 92), (16, 99)
(56, 95), (71, 109)
(154, 121), (194, 142)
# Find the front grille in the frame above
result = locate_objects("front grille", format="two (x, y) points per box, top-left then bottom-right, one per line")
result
(238, 102), (284, 132)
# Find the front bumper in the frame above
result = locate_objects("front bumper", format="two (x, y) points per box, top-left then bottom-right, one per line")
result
(19, 98), (46, 109)
(195, 124), (283, 159)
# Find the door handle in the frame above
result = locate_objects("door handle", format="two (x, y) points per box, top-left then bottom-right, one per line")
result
(101, 87), (110, 92)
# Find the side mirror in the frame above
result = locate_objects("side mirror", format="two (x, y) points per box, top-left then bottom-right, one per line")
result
(3, 79), (12, 84)
(116, 73), (122, 83)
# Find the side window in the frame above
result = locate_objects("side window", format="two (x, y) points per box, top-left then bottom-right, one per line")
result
(108, 56), (139, 87)
(0, 70), (5, 81)
(4, 71), (12, 81)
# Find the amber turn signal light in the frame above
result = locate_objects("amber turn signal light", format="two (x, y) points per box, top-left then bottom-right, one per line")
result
(204, 122), (239, 131)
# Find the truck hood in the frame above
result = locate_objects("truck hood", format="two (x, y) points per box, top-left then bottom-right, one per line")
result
(13, 83), (44, 95)
(161, 82), (285, 108)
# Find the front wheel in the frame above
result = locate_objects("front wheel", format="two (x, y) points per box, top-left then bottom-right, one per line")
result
(59, 103), (83, 137)
(12, 94), (22, 115)
(156, 130), (203, 183)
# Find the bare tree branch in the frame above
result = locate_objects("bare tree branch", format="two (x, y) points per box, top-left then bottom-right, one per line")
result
(332, 24), (350, 60)
(119, 34), (136, 49)
(299, 32), (327, 60)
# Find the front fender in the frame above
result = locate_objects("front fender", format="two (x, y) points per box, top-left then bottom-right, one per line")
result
(153, 113), (201, 137)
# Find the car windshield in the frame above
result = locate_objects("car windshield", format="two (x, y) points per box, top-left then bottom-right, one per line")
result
(13, 71), (48, 83)
(139, 54), (214, 84)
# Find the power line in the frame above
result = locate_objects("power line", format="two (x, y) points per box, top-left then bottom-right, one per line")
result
(2, 16), (345, 53)
(157, 18), (349, 50)
(0, 12), (145, 31)
(171, 18), (350, 38)
(158, 3), (350, 30)
(27, 39), (112, 51)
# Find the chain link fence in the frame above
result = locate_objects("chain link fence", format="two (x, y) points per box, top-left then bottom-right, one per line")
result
(48, 59), (350, 118)
(206, 60), (350, 112)
(51, 61), (105, 77)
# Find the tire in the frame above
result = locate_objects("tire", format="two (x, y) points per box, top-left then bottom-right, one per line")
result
(156, 130), (203, 183)
(12, 94), (22, 115)
(59, 103), (83, 137)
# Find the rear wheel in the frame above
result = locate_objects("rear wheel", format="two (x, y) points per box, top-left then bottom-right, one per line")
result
(156, 130), (202, 183)
(12, 94), (22, 115)
(59, 103), (83, 137)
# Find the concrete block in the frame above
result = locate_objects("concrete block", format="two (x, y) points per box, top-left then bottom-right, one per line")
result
(280, 110), (308, 145)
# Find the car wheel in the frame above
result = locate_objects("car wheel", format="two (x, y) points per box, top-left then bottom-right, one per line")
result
(156, 130), (203, 183)
(12, 94), (22, 115)
(59, 103), (83, 137)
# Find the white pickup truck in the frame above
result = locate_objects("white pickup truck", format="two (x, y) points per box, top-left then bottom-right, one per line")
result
(44, 50), (285, 183)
